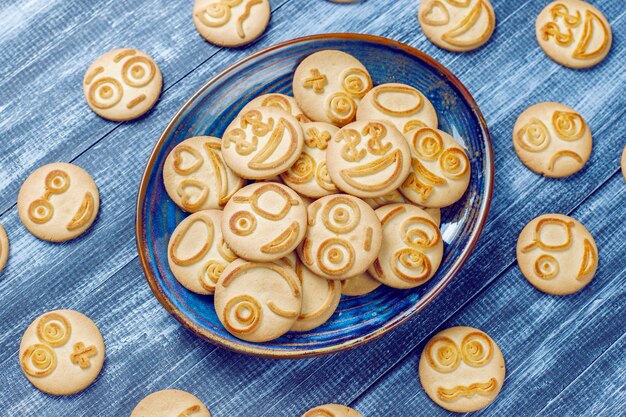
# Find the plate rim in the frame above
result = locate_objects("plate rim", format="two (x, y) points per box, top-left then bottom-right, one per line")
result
(135, 33), (494, 359)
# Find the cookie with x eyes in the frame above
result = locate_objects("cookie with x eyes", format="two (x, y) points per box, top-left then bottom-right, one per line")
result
(341, 271), (381, 296)
(293, 50), (373, 126)
(302, 404), (364, 417)
(222, 107), (304, 179)
(131, 389), (212, 417)
(239, 93), (310, 123)
(0, 224), (8, 273)
(327, 120), (412, 198)
(17, 163), (100, 242)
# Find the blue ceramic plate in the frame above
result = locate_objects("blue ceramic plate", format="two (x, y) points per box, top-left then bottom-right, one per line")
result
(136, 34), (493, 358)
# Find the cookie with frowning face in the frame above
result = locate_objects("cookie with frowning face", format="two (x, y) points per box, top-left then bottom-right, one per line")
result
(419, 326), (505, 412)
(131, 389), (212, 417)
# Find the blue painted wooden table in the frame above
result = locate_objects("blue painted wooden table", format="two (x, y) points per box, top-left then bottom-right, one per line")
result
(0, 1), (624, 415)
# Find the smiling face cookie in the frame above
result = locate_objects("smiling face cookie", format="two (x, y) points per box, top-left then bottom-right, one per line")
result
(517, 214), (598, 295)
(536, 0), (612, 69)
(513, 102), (592, 178)
(418, 0), (496, 52)
(17, 163), (99, 242)
(131, 389), (212, 417)
(302, 404), (364, 417)
(83, 48), (162, 121)
(419, 326), (505, 412)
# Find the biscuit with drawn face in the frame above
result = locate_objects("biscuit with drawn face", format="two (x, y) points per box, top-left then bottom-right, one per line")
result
(239, 93), (310, 123)
(131, 389), (211, 417)
(83, 48), (162, 121)
(517, 213), (598, 295)
(513, 102), (592, 178)
(0, 224), (8, 273)
(222, 183), (307, 261)
(302, 404), (363, 417)
(419, 326), (505, 412)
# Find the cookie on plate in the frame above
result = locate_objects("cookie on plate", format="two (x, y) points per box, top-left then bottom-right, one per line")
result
(131, 389), (211, 417)
(19, 310), (105, 395)
(419, 326), (505, 412)
(302, 404), (363, 417)
(17, 163), (100, 242)
(341, 271), (381, 296)
(239, 93), (310, 123)
(0, 224), (8, 273)
(517, 213), (598, 295)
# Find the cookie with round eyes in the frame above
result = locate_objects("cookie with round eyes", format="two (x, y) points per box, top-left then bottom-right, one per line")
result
(341, 271), (381, 296)
(419, 326), (505, 412)
(517, 213), (598, 295)
(513, 102), (592, 178)
(0, 224), (8, 273)
(83, 48), (162, 121)
(163, 136), (245, 212)
(302, 404), (364, 417)
(17, 163), (100, 242)
(19, 310), (105, 395)
(214, 258), (302, 342)
(222, 183), (307, 261)
(277, 253), (341, 332)
(281, 122), (339, 198)
(239, 93), (310, 123)
(327, 121), (412, 198)
(400, 127), (471, 208)
(131, 389), (212, 417)
(356, 83), (438, 133)
(168, 210), (237, 295)
(222, 107), (305, 179)
(536, 0), (612, 69)
(292, 50), (373, 126)
(418, 0), (496, 52)
(298, 194), (382, 280)
(193, 0), (270, 47)
(369, 204), (444, 289)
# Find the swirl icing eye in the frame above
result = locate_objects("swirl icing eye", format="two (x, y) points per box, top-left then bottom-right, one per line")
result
(36, 313), (72, 347)
(425, 336), (461, 373)
(516, 118), (551, 152)
(21, 344), (57, 377)
(284, 153), (315, 183)
(552, 111), (585, 141)
(223, 295), (262, 335)
(88, 77), (123, 109)
(461, 332), (494, 367)
(341, 68), (372, 99)
(45, 170), (71, 194)
(317, 238), (355, 276)
(122, 56), (156, 88)
(534, 254), (559, 280)
(391, 248), (431, 283)
(28, 199), (54, 224)
(326, 92), (357, 125)
(402, 216), (440, 249)
(230, 211), (257, 236)
(411, 128), (444, 160)
(439, 148), (470, 179)
(321, 196), (361, 234)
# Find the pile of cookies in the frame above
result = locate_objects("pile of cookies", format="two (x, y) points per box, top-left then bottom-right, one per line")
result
(162, 49), (472, 342)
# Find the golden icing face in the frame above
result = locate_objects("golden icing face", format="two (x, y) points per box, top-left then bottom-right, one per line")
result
(517, 214), (598, 295)
(83, 48), (162, 121)
(419, 326), (505, 413)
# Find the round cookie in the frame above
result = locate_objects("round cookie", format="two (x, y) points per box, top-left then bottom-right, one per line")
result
(327, 121), (412, 198)
(239, 93), (310, 123)
(222, 183), (307, 261)
(536, 0), (612, 69)
(222, 107), (304, 179)
(278, 254), (341, 332)
(419, 326), (505, 412)
(517, 213), (598, 295)
(293, 50), (372, 126)
(281, 122), (339, 198)
(356, 83), (438, 132)
(621, 146), (626, 181)
(83, 48), (162, 121)
(163, 136), (244, 212)
(418, 0), (496, 52)
(369, 204), (444, 289)
(131, 389), (211, 417)
(193, 0), (270, 47)
(363, 192), (441, 225)
(168, 210), (237, 295)
(19, 310), (105, 395)
(400, 127), (471, 208)
(17, 163), (100, 242)
(0, 224), (8, 273)
(341, 271), (381, 296)
(214, 258), (302, 342)
(513, 102), (592, 178)
(302, 404), (363, 417)
(298, 194), (382, 280)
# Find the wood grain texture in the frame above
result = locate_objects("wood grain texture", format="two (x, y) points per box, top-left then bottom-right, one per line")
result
(0, 0), (624, 416)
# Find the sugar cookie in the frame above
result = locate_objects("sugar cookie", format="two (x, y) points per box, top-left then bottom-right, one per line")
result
(517, 213), (598, 295)
(341, 271), (381, 296)
(240, 93), (310, 123)
(621, 146), (626, 181)
(83, 48), (162, 121)
(356, 83), (438, 132)
(19, 310), (105, 395)
(418, 0), (496, 52)
(302, 404), (363, 417)
(222, 107), (304, 179)
(215, 258), (302, 342)
(419, 326), (505, 412)
(513, 102), (592, 178)
(536, 0), (612, 69)
(131, 389), (211, 417)
(400, 127), (471, 208)
(281, 122), (339, 198)
(293, 50), (372, 126)
(168, 210), (237, 295)
(163, 136), (244, 212)
(298, 194), (382, 280)
(17, 163), (100, 242)
(0, 224), (8, 273)
(369, 204), (443, 289)
(193, 0), (270, 47)
(327, 121), (411, 198)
